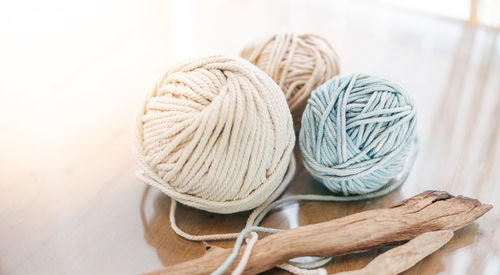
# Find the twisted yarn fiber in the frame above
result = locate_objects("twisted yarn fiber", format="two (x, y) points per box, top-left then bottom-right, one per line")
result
(299, 73), (417, 196)
(241, 33), (340, 130)
(133, 55), (295, 214)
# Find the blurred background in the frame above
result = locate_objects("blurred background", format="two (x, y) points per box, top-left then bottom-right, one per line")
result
(1, 0), (499, 274)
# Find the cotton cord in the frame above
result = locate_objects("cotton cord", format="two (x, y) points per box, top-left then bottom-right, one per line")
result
(133, 55), (295, 214)
(168, 154), (297, 241)
(211, 75), (418, 275)
(251, 143), (417, 227)
(211, 226), (281, 275)
(210, 226), (328, 275)
(231, 232), (259, 275)
(299, 73), (417, 196)
(212, 151), (416, 275)
(141, 138), (417, 275)
(241, 33), (340, 130)
(180, 137), (416, 274)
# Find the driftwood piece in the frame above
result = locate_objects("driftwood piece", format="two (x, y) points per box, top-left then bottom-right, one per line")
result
(336, 230), (454, 275)
(148, 191), (492, 275)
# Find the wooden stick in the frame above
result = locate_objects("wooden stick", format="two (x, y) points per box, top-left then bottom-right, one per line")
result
(335, 230), (454, 275)
(148, 191), (492, 275)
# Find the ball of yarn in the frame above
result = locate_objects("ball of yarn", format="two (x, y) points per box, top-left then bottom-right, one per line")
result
(299, 73), (417, 195)
(133, 55), (295, 214)
(241, 33), (340, 130)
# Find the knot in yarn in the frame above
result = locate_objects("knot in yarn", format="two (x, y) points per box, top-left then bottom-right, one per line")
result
(241, 33), (340, 130)
(133, 55), (295, 214)
(299, 73), (417, 196)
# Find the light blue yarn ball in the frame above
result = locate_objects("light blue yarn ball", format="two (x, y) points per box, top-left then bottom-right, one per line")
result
(299, 73), (417, 196)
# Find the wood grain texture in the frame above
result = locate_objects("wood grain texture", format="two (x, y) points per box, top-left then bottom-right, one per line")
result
(149, 191), (491, 275)
(1, 0), (499, 274)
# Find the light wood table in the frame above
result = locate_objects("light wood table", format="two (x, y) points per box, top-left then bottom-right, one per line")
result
(1, 0), (499, 274)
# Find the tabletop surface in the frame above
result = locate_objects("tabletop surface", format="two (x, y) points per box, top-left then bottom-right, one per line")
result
(1, 0), (500, 274)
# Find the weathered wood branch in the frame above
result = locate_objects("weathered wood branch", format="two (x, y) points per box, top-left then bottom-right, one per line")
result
(148, 191), (492, 275)
(336, 230), (454, 275)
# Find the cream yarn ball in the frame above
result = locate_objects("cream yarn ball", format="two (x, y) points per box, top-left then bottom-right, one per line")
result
(133, 55), (295, 214)
(241, 33), (340, 130)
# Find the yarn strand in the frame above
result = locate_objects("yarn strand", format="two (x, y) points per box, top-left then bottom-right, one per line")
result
(231, 232), (259, 275)
(167, 154), (297, 241)
(212, 137), (417, 274)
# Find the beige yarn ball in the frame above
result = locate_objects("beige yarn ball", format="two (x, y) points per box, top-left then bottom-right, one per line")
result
(241, 33), (340, 130)
(133, 55), (295, 214)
